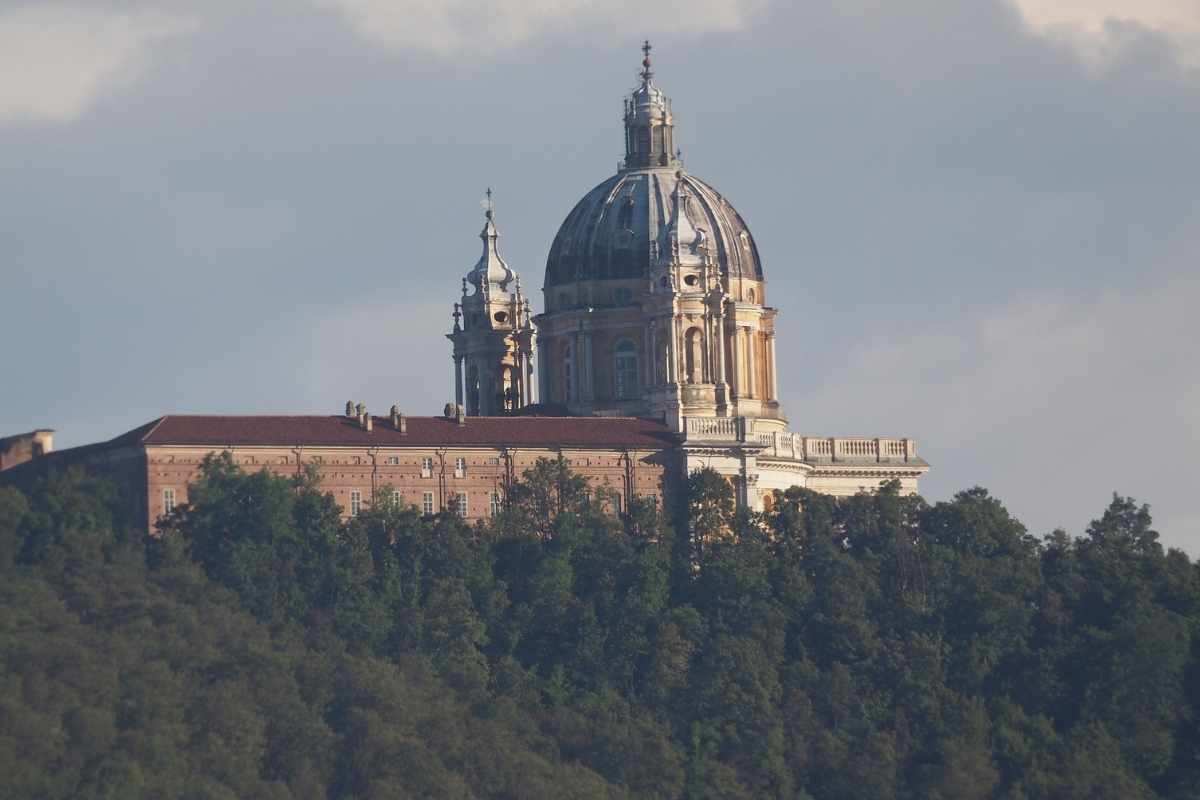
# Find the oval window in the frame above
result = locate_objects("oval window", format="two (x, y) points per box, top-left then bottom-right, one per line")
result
(684, 274), (699, 287)
(494, 311), (508, 323)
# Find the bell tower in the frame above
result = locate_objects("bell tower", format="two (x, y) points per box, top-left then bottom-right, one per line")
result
(447, 191), (536, 415)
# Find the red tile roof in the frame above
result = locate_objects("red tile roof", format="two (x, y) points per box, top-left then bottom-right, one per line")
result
(136, 415), (677, 449)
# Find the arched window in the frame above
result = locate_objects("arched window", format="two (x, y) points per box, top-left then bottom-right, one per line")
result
(614, 339), (639, 400)
(685, 327), (704, 384)
(747, 287), (757, 304)
(563, 343), (574, 402)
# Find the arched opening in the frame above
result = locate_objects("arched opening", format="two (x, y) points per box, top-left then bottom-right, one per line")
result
(614, 339), (639, 400)
(747, 287), (757, 304)
(466, 365), (480, 415)
(685, 327), (704, 384)
(501, 365), (518, 411)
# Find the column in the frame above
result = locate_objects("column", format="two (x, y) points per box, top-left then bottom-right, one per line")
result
(745, 327), (756, 399)
(664, 315), (677, 385)
(580, 330), (594, 402)
(519, 351), (530, 407)
(767, 335), (779, 401)
(571, 331), (582, 402)
(673, 313), (684, 385)
(728, 324), (740, 400)
(715, 308), (727, 390)
(454, 355), (464, 409)
(647, 322), (658, 387)
(537, 337), (549, 405)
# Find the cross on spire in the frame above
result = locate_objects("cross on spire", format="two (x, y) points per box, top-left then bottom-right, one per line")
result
(485, 187), (494, 220)
(641, 40), (653, 83)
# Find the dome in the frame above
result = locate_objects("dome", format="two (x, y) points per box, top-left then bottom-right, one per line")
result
(544, 167), (763, 288)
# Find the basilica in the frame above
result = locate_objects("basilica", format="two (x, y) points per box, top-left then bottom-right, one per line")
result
(445, 44), (926, 505)
(0, 45), (927, 531)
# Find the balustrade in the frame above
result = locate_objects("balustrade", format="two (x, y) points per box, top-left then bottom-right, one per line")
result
(681, 418), (917, 463)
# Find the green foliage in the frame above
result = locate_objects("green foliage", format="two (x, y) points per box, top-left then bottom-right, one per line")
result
(3, 457), (1199, 799)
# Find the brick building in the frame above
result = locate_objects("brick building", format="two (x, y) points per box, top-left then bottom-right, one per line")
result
(2, 411), (677, 532)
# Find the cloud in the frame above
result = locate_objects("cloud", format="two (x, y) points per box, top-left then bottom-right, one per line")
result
(0, 4), (195, 123)
(1011, 0), (1200, 67)
(796, 273), (1200, 552)
(312, 0), (769, 55)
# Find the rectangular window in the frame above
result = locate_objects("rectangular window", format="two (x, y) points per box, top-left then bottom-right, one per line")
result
(489, 491), (501, 516)
(422, 491), (434, 515)
(486, 457), (500, 465)
(421, 457), (433, 478)
(454, 457), (466, 478)
(455, 492), (468, 517)
(162, 487), (176, 514)
(386, 455), (400, 466)
(349, 490), (362, 517)
(391, 490), (402, 508)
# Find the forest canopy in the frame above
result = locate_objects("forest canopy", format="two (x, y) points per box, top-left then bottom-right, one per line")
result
(1, 453), (1198, 799)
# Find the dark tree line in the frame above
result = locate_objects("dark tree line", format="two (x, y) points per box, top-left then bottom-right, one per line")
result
(1, 452), (1198, 798)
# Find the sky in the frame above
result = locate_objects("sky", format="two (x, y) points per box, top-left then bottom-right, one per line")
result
(1, 0), (1197, 552)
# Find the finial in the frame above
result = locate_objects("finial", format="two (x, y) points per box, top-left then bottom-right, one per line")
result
(485, 187), (494, 220)
(641, 40), (653, 83)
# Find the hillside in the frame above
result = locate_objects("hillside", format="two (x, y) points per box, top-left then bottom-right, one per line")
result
(1, 454), (1197, 799)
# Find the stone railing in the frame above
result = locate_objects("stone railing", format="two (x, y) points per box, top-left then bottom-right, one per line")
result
(762, 434), (918, 463)
(684, 416), (744, 441)
(682, 418), (918, 463)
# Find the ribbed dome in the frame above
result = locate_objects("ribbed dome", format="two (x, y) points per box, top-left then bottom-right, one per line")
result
(544, 168), (763, 288)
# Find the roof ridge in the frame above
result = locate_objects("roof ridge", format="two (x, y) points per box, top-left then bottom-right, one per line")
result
(140, 416), (168, 444)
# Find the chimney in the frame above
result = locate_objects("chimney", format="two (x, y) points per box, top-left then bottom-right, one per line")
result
(455, 403), (466, 427)
(345, 400), (355, 417)
(390, 403), (407, 434)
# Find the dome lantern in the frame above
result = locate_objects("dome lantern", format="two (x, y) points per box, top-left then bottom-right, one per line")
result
(623, 41), (679, 171)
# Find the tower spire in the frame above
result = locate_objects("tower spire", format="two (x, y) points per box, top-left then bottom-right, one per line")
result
(449, 190), (536, 416)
